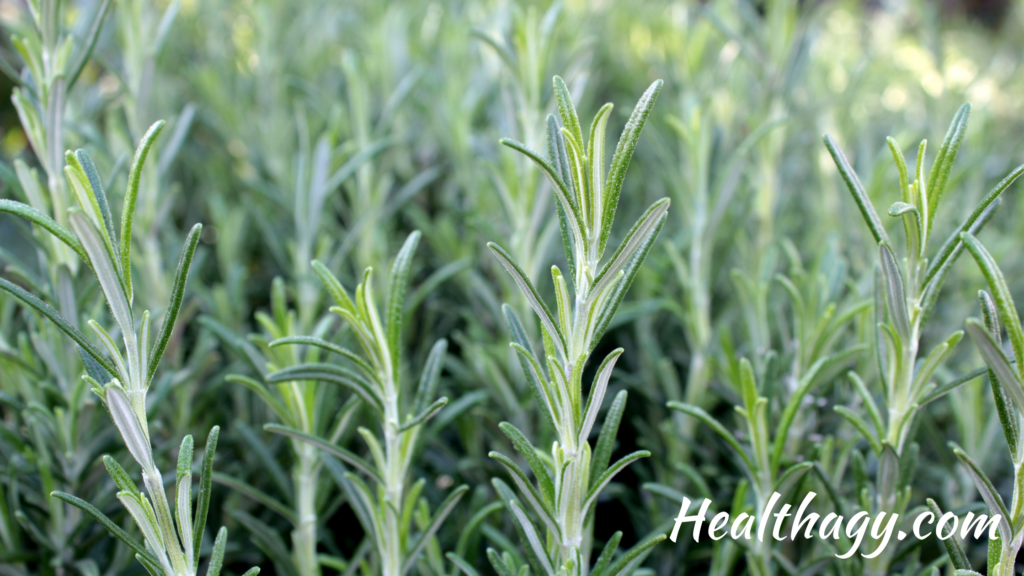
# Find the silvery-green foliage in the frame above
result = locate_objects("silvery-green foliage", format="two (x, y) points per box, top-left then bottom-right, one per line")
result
(469, 3), (591, 285)
(824, 105), (1024, 454)
(951, 235), (1024, 576)
(0, 123), (258, 576)
(199, 278), (336, 576)
(448, 76), (669, 576)
(6, 0), (112, 273)
(668, 356), (843, 574)
(7, 1), (1024, 575)
(260, 231), (467, 576)
(823, 105), (1024, 575)
(410, 6), (593, 517)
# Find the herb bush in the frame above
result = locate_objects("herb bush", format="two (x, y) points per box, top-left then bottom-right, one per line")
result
(3, 1), (1024, 575)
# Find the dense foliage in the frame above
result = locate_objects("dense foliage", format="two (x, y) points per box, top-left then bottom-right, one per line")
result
(3, 1), (1024, 575)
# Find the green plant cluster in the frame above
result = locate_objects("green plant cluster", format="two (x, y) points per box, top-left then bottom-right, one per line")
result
(3, 1), (1024, 576)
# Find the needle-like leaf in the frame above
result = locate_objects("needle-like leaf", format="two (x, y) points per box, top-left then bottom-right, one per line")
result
(148, 223), (201, 384)
(823, 134), (890, 245)
(600, 79), (663, 254)
(120, 120), (166, 303)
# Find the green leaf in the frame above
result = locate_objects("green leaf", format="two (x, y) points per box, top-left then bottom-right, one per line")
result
(235, 421), (292, 497)
(489, 451), (560, 538)
(323, 139), (392, 193)
(500, 137), (584, 245)
(602, 532), (666, 576)
(510, 343), (559, 431)
(148, 223), (201, 384)
(413, 338), (447, 415)
(231, 510), (298, 576)
(267, 363), (382, 412)
(66, 0), (113, 89)
(507, 500), (554, 576)
(738, 357), (758, 415)
(0, 277), (116, 375)
(961, 232), (1024, 381)
(74, 151), (120, 267)
(399, 397), (448, 432)
(774, 461), (814, 498)
(51, 491), (162, 568)
(470, 29), (517, 71)
(917, 366), (987, 407)
(553, 76), (583, 150)
(485, 548), (517, 576)
(452, 501), (504, 561)
(822, 134), (890, 245)
(924, 163), (1024, 288)
(897, 441), (919, 491)
(198, 315), (268, 377)
(212, 473), (296, 525)
(226, 374), (289, 423)
(600, 79), (663, 255)
(401, 484), (469, 575)
(120, 120), (166, 304)
(488, 242), (566, 359)
(312, 260), (356, 313)
(926, 103), (971, 239)
(387, 231), (421, 378)
(887, 201), (921, 258)
(590, 202), (669, 346)
(206, 527), (229, 576)
(447, 553), (483, 576)
(578, 348), (624, 448)
(176, 435), (195, 567)
(847, 371), (884, 438)
(667, 402), (754, 477)
(950, 443), (1011, 539)
(584, 450), (649, 512)
(0, 199), (89, 261)
(192, 426), (219, 568)
(268, 336), (376, 382)
(591, 390), (628, 487)
(69, 211), (132, 337)
(965, 318), (1024, 414)
(887, 137), (911, 205)
(102, 455), (140, 496)
(911, 331), (963, 400)
(979, 290), (1020, 456)
(264, 423), (382, 483)
(588, 102), (614, 230)
(503, 304), (536, 359)
(135, 551), (165, 576)
(104, 383), (155, 472)
(498, 422), (554, 506)
(591, 198), (671, 299)
(591, 531), (622, 576)
(336, 473), (381, 547)
(548, 115), (578, 213)
(834, 406), (882, 455)
(879, 243), (910, 342)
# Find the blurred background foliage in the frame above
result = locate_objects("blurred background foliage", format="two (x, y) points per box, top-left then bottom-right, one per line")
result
(4, 0), (1024, 574)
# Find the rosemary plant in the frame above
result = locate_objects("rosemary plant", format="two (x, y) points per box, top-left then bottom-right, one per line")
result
(943, 233), (1024, 575)
(8, 0), (111, 272)
(263, 230), (468, 576)
(200, 282), (334, 576)
(447, 76), (669, 576)
(671, 348), (856, 569)
(0, 123), (258, 575)
(0, 2), (115, 569)
(823, 105), (1024, 575)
